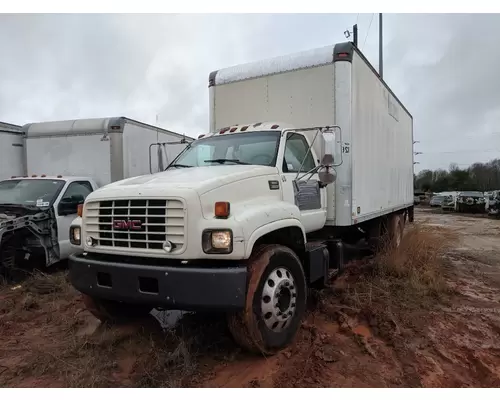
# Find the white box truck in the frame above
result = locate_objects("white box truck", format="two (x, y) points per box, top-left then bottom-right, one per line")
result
(0, 117), (190, 281)
(69, 42), (414, 355)
(0, 121), (24, 181)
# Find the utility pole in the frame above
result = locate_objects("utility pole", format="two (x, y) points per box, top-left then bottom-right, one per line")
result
(379, 13), (383, 79)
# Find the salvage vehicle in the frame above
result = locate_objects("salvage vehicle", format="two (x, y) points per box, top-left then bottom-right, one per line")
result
(430, 194), (445, 208)
(0, 117), (190, 280)
(456, 191), (485, 213)
(487, 190), (500, 216)
(69, 41), (414, 354)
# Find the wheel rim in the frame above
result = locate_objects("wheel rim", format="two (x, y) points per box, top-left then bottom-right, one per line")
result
(260, 267), (297, 332)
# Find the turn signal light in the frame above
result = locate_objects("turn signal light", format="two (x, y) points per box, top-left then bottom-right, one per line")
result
(215, 201), (230, 218)
(77, 204), (83, 217)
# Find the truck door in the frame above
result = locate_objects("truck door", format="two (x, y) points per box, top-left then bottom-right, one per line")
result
(55, 181), (93, 261)
(280, 132), (327, 233)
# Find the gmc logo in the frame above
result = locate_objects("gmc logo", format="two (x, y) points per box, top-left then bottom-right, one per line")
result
(113, 219), (143, 230)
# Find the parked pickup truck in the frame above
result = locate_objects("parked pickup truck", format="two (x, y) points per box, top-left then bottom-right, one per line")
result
(68, 41), (414, 354)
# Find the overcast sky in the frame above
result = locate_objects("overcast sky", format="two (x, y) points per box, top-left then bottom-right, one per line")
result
(1, 13), (499, 172)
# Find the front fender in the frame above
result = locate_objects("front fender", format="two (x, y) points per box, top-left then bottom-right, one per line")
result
(245, 218), (306, 258)
(230, 200), (304, 258)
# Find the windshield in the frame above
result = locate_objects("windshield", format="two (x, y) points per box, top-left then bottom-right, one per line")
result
(169, 131), (281, 168)
(0, 179), (65, 207)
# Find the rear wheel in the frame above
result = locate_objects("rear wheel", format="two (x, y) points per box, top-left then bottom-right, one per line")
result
(82, 294), (152, 323)
(386, 213), (404, 249)
(227, 245), (307, 355)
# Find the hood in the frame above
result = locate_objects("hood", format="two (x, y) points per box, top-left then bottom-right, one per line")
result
(94, 165), (279, 196)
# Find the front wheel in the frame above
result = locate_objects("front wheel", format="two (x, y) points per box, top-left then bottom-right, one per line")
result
(227, 245), (307, 355)
(82, 294), (153, 324)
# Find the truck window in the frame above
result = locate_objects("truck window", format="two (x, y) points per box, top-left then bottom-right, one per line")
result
(60, 181), (93, 203)
(171, 131), (281, 168)
(284, 133), (316, 173)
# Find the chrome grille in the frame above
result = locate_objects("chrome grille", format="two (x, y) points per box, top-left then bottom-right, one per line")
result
(85, 199), (185, 252)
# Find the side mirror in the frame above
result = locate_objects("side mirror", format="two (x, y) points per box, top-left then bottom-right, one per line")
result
(319, 168), (337, 185)
(320, 130), (336, 166)
(58, 195), (84, 216)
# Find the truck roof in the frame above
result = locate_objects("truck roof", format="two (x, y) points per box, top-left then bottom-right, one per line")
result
(0, 121), (22, 134)
(5, 175), (94, 182)
(209, 41), (411, 119)
(21, 116), (190, 140)
(202, 121), (294, 138)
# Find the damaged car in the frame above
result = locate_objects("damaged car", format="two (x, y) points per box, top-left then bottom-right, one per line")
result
(0, 176), (96, 281)
(456, 191), (486, 213)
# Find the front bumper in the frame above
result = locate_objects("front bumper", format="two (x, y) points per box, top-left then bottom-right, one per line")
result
(69, 253), (247, 311)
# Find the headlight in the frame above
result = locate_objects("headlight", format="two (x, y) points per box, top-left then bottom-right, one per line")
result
(70, 226), (81, 246)
(202, 229), (233, 254)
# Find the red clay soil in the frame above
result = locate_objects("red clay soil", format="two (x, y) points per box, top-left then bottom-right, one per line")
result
(1, 209), (500, 388)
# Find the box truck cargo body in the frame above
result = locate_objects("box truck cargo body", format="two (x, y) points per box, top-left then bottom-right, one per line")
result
(209, 42), (414, 227)
(0, 122), (24, 180)
(22, 117), (190, 186)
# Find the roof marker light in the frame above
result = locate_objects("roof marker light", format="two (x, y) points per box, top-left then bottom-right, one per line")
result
(271, 124), (280, 129)
(240, 126), (249, 131)
(229, 127), (237, 132)
(57, 175), (63, 178)
(198, 134), (205, 139)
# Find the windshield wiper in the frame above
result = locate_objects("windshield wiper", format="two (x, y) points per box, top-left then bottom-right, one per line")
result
(168, 163), (192, 169)
(204, 159), (249, 165)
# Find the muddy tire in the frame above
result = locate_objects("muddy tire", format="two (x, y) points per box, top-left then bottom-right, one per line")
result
(387, 213), (404, 249)
(227, 245), (307, 355)
(82, 294), (152, 323)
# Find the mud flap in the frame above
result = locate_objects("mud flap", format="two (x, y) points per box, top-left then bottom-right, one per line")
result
(306, 243), (329, 286)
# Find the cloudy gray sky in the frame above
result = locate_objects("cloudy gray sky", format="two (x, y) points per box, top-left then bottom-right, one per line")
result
(1, 13), (499, 172)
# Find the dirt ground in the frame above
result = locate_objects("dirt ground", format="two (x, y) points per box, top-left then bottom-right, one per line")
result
(2, 208), (500, 388)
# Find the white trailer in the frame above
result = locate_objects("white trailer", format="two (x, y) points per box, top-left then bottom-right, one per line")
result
(209, 42), (414, 227)
(0, 121), (24, 180)
(22, 117), (190, 185)
(69, 42), (414, 355)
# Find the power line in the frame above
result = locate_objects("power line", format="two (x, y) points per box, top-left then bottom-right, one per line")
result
(363, 13), (375, 49)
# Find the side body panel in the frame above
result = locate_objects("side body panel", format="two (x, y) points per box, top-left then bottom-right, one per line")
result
(25, 133), (112, 186)
(122, 122), (190, 178)
(0, 132), (24, 180)
(350, 52), (414, 223)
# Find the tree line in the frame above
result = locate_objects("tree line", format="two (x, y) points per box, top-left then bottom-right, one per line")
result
(414, 159), (500, 193)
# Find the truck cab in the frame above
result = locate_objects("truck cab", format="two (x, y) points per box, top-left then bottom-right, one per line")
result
(68, 122), (343, 354)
